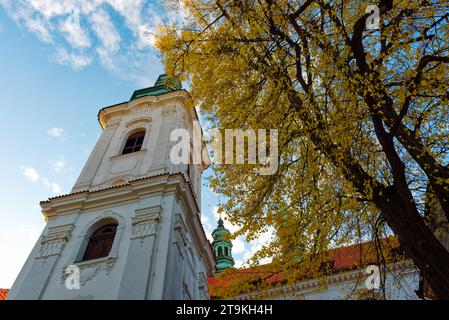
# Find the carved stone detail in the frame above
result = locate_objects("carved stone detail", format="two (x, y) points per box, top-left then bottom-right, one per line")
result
(198, 272), (207, 291)
(131, 102), (152, 114)
(106, 119), (121, 129)
(61, 257), (117, 286)
(161, 105), (177, 117)
(174, 214), (187, 251)
(131, 205), (161, 239)
(198, 272), (209, 299)
(36, 224), (74, 259)
(125, 117), (152, 128)
(182, 282), (192, 300)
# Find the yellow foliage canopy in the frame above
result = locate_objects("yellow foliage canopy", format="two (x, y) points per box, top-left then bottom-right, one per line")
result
(156, 0), (449, 298)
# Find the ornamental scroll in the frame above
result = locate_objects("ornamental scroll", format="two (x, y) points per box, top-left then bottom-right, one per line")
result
(36, 224), (74, 259)
(131, 205), (161, 240)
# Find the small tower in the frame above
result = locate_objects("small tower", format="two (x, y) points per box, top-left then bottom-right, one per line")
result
(212, 217), (234, 271)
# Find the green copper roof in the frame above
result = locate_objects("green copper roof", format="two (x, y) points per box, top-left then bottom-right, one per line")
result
(130, 74), (182, 100)
(211, 217), (235, 271)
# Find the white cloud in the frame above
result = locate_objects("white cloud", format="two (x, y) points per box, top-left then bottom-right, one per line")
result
(26, 16), (54, 43)
(59, 14), (91, 49)
(201, 213), (210, 227)
(19, 165), (62, 195)
(137, 24), (156, 48)
(26, 0), (72, 18)
(1, 1), (54, 43)
(240, 228), (274, 267)
(89, 9), (120, 51)
(41, 178), (62, 194)
(52, 47), (92, 70)
(0, 0), (168, 84)
(96, 44), (157, 86)
(106, 0), (144, 30)
(201, 214), (214, 242)
(50, 157), (65, 173)
(232, 237), (246, 254)
(47, 127), (66, 138)
(19, 166), (39, 182)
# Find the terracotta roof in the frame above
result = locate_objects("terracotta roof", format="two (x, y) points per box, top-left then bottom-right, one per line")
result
(208, 237), (402, 298)
(0, 289), (8, 300)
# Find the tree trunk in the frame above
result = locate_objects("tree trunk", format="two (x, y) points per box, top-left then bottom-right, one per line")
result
(288, 87), (449, 299)
(374, 186), (449, 299)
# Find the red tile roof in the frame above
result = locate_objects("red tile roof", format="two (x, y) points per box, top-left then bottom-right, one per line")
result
(0, 289), (8, 300)
(208, 237), (402, 298)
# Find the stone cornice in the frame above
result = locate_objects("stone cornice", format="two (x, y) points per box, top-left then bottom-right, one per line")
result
(97, 91), (193, 129)
(40, 173), (195, 217)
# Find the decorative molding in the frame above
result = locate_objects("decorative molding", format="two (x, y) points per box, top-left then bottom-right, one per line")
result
(161, 105), (177, 117)
(131, 101), (152, 114)
(110, 149), (146, 162)
(148, 163), (166, 172)
(198, 272), (209, 299)
(61, 256), (117, 287)
(98, 91), (190, 129)
(182, 282), (192, 300)
(110, 155), (139, 174)
(131, 205), (161, 239)
(36, 224), (74, 259)
(174, 214), (188, 251)
(110, 177), (129, 187)
(125, 117), (152, 128)
(198, 272), (207, 290)
(106, 119), (121, 129)
(92, 210), (125, 227)
(132, 223), (157, 240)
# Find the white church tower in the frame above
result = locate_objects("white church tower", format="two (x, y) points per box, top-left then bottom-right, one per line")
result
(8, 75), (216, 300)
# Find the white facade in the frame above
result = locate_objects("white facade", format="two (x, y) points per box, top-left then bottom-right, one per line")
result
(8, 89), (215, 300)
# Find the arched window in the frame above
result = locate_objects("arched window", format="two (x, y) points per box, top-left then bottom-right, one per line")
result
(82, 224), (117, 261)
(218, 247), (223, 257)
(224, 247), (229, 256)
(122, 130), (145, 155)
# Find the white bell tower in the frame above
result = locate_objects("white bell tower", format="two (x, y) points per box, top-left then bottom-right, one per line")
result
(8, 75), (215, 300)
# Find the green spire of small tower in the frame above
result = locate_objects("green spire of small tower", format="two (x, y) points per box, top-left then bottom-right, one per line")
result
(212, 216), (234, 271)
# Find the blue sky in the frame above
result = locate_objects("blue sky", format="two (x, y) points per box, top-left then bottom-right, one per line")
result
(0, 0), (272, 289)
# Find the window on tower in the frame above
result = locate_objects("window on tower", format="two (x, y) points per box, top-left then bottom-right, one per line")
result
(218, 247), (223, 257)
(82, 223), (118, 261)
(224, 247), (229, 256)
(122, 130), (145, 155)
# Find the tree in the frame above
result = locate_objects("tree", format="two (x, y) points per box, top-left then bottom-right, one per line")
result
(156, 0), (449, 298)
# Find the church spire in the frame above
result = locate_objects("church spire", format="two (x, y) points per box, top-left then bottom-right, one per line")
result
(211, 216), (234, 271)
